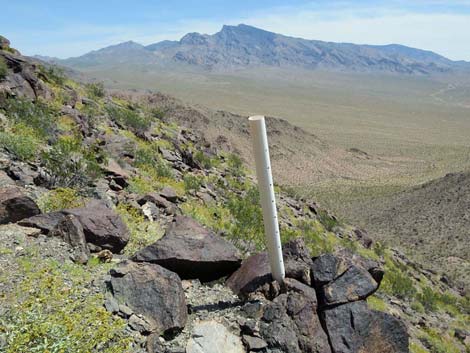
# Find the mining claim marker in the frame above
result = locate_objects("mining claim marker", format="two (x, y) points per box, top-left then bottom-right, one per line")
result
(249, 115), (285, 283)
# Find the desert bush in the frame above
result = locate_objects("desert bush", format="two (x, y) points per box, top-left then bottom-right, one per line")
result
(419, 328), (461, 353)
(227, 153), (244, 177)
(151, 107), (166, 120)
(373, 241), (386, 257)
(117, 203), (164, 255)
(106, 104), (152, 131)
(0, 56), (8, 79)
(183, 174), (203, 193)
(0, 126), (40, 161)
(38, 65), (66, 86)
(134, 144), (173, 179)
(181, 200), (230, 235)
(194, 150), (215, 169)
(417, 287), (440, 312)
(1, 97), (57, 138)
(41, 135), (104, 188)
(317, 210), (339, 231)
(381, 267), (416, 299)
(86, 82), (105, 99)
(226, 186), (265, 249)
(0, 257), (131, 353)
(37, 187), (85, 213)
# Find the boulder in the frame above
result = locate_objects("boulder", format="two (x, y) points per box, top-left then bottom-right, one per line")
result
(320, 265), (378, 307)
(159, 186), (178, 202)
(0, 187), (40, 224)
(226, 238), (313, 297)
(108, 260), (187, 335)
(63, 200), (129, 253)
(137, 192), (174, 213)
(259, 280), (331, 353)
(186, 320), (245, 353)
(311, 250), (384, 290)
(103, 158), (129, 188)
(311, 253), (339, 285)
(50, 214), (89, 264)
(322, 301), (409, 353)
(18, 212), (65, 234)
(132, 216), (241, 282)
(280, 279), (331, 353)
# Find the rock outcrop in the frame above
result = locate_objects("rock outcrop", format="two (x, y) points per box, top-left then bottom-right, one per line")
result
(50, 214), (90, 264)
(107, 260), (187, 336)
(132, 216), (241, 282)
(63, 200), (129, 253)
(227, 238), (409, 353)
(0, 186), (40, 224)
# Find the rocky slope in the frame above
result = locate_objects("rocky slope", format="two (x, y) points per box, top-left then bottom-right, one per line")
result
(1, 37), (469, 353)
(56, 24), (469, 75)
(345, 171), (470, 294)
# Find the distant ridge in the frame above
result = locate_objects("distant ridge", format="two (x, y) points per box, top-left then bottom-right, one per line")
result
(55, 24), (470, 75)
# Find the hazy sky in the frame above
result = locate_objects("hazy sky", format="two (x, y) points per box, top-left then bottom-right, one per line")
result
(2, 0), (469, 60)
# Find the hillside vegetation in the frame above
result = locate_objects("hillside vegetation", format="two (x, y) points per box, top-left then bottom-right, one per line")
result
(0, 37), (469, 353)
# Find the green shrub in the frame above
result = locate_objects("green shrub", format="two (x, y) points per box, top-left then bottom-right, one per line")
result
(417, 286), (440, 312)
(317, 210), (339, 231)
(419, 328), (461, 353)
(37, 187), (85, 213)
(183, 174), (203, 193)
(151, 107), (166, 120)
(411, 301), (425, 314)
(0, 56), (8, 79)
(1, 97), (57, 138)
(0, 127), (40, 161)
(381, 267), (416, 299)
(227, 153), (244, 177)
(106, 105), (152, 131)
(41, 135), (104, 188)
(194, 150), (214, 169)
(86, 82), (105, 99)
(297, 220), (338, 256)
(0, 257), (131, 353)
(117, 203), (164, 255)
(373, 241), (386, 257)
(134, 144), (173, 179)
(226, 186), (264, 249)
(38, 65), (66, 86)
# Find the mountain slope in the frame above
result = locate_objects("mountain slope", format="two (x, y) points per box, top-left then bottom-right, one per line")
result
(349, 171), (470, 292)
(58, 24), (467, 74)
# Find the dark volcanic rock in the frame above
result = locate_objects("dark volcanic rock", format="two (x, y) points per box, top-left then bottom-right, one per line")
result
(108, 260), (187, 335)
(132, 216), (241, 282)
(226, 252), (273, 298)
(63, 200), (129, 253)
(311, 253), (339, 285)
(0, 187), (40, 224)
(260, 279), (331, 353)
(226, 238), (313, 297)
(51, 214), (89, 264)
(312, 249), (384, 290)
(18, 212), (65, 234)
(320, 265), (378, 307)
(323, 301), (409, 353)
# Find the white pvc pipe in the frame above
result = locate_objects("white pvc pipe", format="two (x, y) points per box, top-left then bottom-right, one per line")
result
(249, 115), (285, 283)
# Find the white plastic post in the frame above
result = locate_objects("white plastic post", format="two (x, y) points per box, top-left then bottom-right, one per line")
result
(249, 115), (285, 283)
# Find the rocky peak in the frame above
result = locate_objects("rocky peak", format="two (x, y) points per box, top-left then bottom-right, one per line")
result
(180, 32), (209, 45)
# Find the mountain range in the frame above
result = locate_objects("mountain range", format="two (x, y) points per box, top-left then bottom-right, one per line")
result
(48, 24), (469, 75)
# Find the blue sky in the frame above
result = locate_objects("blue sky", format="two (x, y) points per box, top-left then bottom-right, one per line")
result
(2, 0), (470, 60)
